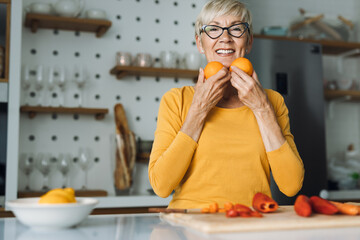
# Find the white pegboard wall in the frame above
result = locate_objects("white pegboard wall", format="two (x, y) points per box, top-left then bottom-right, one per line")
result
(19, 0), (207, 195)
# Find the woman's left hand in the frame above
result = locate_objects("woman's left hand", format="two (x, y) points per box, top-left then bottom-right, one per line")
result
(230, 66), (270, 113)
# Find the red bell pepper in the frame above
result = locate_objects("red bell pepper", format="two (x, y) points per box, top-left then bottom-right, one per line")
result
(294, 195), (312, 217)
(238, 212), (252, 218)
(226, 209), (238, 218)
(234, 203), (252, 213)
(250, 210), (263, 217)
(252, 192), (279, 213)
(309, 196), (338, 215)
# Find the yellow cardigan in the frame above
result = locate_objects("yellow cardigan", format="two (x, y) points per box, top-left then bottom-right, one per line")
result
(148, 86), (304, 209)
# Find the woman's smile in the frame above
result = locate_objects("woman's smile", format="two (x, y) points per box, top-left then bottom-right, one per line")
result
(216, 48), (236, 57)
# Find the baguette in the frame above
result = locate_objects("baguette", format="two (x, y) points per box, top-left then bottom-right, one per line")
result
(114, 104), (136, 190)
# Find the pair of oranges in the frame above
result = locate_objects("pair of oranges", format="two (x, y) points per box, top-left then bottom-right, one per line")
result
(204, 57), (253, 79)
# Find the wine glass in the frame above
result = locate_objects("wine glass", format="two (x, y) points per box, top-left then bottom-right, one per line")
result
(21, 65), (31, 105)
(57, 153), (71, 188)
(35, 153), (52, 191)
(34, 65), (44, 106)
(54, 65), (66, 106)
(46, 66), (56, 106)
(19, 153), (35, 191)
(73, 65), (88, 107)
(78, 148), (94, 190)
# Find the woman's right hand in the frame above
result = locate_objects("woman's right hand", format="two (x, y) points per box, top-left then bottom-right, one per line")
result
(180, 67), (230, 142)
(192, 67), (231, 115)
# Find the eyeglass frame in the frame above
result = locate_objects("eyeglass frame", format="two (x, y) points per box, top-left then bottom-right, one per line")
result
(200, 23), (250, 39)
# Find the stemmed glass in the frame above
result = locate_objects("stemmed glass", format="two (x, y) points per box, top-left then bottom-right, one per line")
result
(19, 153), (35, 191)
(35, 153), (52, 191)
(21, 65), (31, 106)
(54, 65), (66, 106)
(46, 66), (56, 106)
(57, 153), (71, 188)
(73, 65), (88, 107)
(34, 65), (44, 106)
(78, 147), (94, 190)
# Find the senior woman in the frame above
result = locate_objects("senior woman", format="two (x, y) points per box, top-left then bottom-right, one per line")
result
(148, 0), (304, 209)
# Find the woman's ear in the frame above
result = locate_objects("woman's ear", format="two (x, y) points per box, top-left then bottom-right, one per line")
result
(195, 35), (204, 54)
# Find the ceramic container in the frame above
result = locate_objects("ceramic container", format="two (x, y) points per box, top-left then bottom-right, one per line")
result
(53, 0), (85, 17)
(85, 9), (107, 19)
(25, 2), (53, 14)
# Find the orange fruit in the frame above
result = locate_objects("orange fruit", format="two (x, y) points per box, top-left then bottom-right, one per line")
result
(230, 57), (253, 76)
(204, 61), (224, 79)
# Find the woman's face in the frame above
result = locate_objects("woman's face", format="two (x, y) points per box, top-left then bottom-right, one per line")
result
(196, 15), (253, 68)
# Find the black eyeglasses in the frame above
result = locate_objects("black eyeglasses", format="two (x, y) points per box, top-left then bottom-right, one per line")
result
(201, 23), (249, 39)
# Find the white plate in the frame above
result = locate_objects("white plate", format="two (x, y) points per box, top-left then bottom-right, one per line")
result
(6, 197), (98, 230)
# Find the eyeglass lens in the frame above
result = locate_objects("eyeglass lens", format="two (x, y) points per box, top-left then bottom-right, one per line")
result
(203, 24), (248, 39)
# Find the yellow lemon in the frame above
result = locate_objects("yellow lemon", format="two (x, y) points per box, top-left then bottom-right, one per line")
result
(39, 194), (70, 204)
(39, 188), (77, 204)
(64, 188), (75, 196)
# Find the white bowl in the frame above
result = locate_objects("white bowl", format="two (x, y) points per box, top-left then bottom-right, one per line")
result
(85, 9), (107, 19)
(6, 197), (98, 230)
(25, 3), (53, 15)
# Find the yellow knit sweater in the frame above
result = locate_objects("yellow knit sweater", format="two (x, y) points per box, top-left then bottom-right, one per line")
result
(148, 86), (304, 209)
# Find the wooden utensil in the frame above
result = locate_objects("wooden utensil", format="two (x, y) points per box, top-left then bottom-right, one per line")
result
(289, 14), (324, 32)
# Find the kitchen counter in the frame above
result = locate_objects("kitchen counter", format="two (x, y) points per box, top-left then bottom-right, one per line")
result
(2, 213), (360, 240)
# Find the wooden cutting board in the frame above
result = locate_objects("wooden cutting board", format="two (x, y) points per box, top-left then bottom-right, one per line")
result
(162, 206), (360, 233)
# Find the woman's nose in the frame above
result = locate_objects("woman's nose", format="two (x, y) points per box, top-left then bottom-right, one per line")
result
(219, 29), (232, 42)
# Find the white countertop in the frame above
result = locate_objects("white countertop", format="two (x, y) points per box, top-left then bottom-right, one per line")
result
(2, 213), (360, 240)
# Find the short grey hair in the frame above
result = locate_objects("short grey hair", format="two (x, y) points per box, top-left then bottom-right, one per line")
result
(195, 0), (253, 38)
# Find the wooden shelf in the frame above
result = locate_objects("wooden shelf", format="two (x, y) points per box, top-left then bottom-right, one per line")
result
(137, 152), (151, 164)
(324, 90), (360, 101)
(24, 13), (112, 38)
(254, 34), (360, 55)
(110, 65), (199, 81)
(20, 106), (109, 120)
(18, 189), (108, 198)
(0, 78), (7, 82)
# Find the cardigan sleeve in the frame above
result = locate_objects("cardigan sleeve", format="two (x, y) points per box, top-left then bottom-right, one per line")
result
(148, 89), (198, 198)
(266, 90), (305, 197)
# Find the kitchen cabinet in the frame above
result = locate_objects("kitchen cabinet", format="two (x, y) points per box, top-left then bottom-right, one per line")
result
(24, 13), (112, 38)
